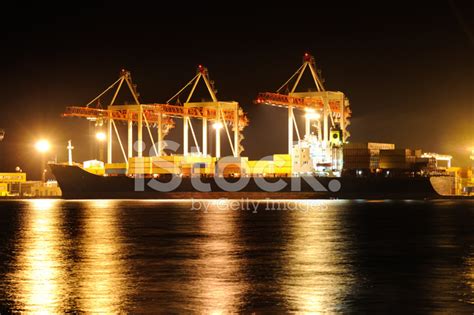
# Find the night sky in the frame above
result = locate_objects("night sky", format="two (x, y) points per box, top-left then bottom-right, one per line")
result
(0, 1), (472, 179)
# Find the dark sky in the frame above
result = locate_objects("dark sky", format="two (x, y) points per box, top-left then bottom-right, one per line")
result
(0, 1), (473, 179)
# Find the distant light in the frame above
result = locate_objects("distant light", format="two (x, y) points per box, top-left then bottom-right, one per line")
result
(35, 139), (50, 153)
(212, 122), (223, 130)
(96, 132), (106, 141)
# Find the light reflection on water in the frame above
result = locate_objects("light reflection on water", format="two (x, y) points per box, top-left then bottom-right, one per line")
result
(0, 199), (472, 313)
(7, 200), (65, 313)
(78, 200), (129, 313)
(282, 207), (354, 312)
(193, 202), (248, 313)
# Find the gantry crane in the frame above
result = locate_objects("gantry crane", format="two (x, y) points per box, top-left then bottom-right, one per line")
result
(63, 68), (248, 164)
(255, 53), (351, 156)
(166, 65), (248, 158)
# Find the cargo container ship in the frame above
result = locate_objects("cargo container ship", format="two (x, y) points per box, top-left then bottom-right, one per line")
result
(49, 54), (462, 199)
(50, 162), (447, 199)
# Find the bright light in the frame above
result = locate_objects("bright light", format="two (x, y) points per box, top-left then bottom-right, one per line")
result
(96, 132), (106, 141)
(305, 112), (321, 120)
(212, 122), (223, 130)
(35, 139), (50, 153)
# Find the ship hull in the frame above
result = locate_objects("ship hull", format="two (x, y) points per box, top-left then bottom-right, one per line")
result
(50, 164), (443, 200)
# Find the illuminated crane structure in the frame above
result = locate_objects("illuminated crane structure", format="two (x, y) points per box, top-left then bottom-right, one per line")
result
(255, 53), (351, 172)
(166, 65), (248, 158)
(63, 67), (248, 164)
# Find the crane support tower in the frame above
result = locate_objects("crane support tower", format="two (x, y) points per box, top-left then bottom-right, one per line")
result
(255, 53), (352, 174)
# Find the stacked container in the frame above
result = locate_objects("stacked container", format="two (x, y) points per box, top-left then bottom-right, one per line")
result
(151, 156), (183, 175)
(379, 149), (412, 169)
(105, 163), (127, 175)
(273, 154), (292, 175)
(217, 157), (249, 176)
(128, 157), (152, 175)
(343, 143), (371, 169)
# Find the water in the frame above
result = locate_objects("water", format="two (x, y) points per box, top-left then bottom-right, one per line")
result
(0, 199), (473, 313)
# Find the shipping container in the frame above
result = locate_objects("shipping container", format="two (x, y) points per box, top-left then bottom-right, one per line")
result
(105, 168), (127, 175)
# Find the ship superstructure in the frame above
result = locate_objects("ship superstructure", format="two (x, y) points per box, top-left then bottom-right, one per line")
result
(255, 53), (351, 175)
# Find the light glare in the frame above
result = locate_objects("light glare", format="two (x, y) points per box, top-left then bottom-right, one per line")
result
(35, 140), (50, 153)
(305, 112), (321, 120)
(212, 122), (223, 130)
(96, 132), (106, 141)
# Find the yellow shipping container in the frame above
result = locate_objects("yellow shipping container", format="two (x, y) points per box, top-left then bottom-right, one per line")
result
(151, 167), (180, 174)
(105, 163), (128, 169)
(249, 160), (273, 170)
(0, 173), (26, 183)
(273, 167), (292, 174)
(184, 156), (214, 163)
(248, 160), (272, 167)
(0, 182), (8, 196)
(128, 166), (152, 173)
(129, 157), (152, 162)
(273, 154), (291, 160)
(153, 155), (184, 162)
(273, 162), (291, 168)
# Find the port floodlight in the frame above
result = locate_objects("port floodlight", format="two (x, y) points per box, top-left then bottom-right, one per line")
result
(96, 131), (106, 141)
(35, 139), (50, 153)
(212, 122), (223, 130)
(305, 112), (321, 120)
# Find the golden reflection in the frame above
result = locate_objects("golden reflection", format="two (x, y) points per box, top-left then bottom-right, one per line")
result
(466, 255), (474, 305)
(8, 199), (66, 313)
(282, 200), (354, 313)
(193, 200), (248, 313)
(30, 198), (58, 211)
(78, 200), (128, 313)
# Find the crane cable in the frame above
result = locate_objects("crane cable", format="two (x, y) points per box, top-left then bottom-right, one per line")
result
(166, 73), (200, 104)
(85, 77), (123, 107)
(276, 63), (305, 93)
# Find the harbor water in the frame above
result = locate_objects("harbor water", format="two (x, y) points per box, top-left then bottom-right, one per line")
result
(0, 199), (473, 313)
